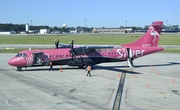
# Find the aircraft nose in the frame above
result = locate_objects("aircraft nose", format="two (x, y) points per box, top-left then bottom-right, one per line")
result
(8, 59), (14, 66)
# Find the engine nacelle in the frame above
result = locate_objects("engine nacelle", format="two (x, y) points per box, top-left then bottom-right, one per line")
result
(58, 44), (70, 48)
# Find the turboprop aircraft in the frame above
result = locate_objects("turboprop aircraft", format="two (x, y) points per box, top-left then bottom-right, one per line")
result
(8, 21), (164, 71)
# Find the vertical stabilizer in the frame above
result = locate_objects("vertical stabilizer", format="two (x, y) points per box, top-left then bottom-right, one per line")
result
(123, 21), (163, 47)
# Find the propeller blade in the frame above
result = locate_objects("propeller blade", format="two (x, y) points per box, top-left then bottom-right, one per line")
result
(69, 40), (74, 49)
(71, 51), (73, 59)
(56, 40), (59, 48)
(68, 40), (78, 62)
(54, 39), (59, 49)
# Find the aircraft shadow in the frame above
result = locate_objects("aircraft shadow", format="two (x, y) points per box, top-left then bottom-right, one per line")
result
(104, 62), (180, 68)
(21, 62), (180, 74)
(135, 62), (180, 68)
(94, 65), (142, 74)
(21, 67), (83, 71)
(94, 62), (180, 74)
(22, 66), (140, 74)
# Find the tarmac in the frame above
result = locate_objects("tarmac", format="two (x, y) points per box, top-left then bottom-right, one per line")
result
(0, 53), (180, 110)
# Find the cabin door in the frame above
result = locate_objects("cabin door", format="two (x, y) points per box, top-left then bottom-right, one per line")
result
(32, 52), (49, 66)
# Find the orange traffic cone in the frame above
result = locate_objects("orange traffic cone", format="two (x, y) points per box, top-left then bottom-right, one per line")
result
(172, 79), (175, 82)
(147, 83), (150, 87)
(134, 75), (137, 78)
(158, 72), (160, 75)
(118, 73), (121, 77)
(152, 68), (154, 71)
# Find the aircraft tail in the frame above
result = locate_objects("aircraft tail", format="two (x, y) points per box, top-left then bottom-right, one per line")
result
(123, 21), (163, 47)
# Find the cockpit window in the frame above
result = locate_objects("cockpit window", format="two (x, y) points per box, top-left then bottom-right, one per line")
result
(22, 53), (27, 57)
(16, 53), (22, 57)
(15, 53), (27, 57)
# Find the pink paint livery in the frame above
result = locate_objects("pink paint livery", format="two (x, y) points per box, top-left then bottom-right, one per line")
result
(8, 21), (164, 71)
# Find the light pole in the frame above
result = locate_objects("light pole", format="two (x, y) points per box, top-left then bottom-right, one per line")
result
(125, 20), (127, 28)
(84, 19), (86, 33)
(85, 19), (86, 27)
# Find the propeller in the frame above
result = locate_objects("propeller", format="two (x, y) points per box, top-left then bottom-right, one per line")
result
(54, 39), (59, 49)
(69, 40), (78, 62)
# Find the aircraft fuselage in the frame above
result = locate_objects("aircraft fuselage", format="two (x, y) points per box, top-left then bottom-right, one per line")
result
(8, 46), (163, 68)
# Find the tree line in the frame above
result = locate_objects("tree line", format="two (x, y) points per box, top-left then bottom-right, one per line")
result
(0, 23), (179, 33)
(0, 23), (93, 33)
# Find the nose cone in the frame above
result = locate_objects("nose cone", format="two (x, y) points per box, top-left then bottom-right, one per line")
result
(8, 58), (17, 66)
(8, 59), (14, 66)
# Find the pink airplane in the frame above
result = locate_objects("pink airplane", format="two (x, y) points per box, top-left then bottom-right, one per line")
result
(8, 21), (164, 71)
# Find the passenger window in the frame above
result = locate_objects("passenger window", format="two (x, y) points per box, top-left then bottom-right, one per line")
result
(56, 55), (58, 57)
(59, 55), (61, 57)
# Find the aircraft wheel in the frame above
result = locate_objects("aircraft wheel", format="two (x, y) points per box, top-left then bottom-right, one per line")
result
(17, 67), (22, 71)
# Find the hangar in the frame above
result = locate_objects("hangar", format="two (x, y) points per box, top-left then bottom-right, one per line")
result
(92, 28), (132, 34)
(40, 29), (50, 34)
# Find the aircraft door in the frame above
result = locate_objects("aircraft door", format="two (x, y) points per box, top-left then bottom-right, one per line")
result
(32, 52), (49, 66)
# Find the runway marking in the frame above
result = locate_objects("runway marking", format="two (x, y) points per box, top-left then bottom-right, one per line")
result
(0, 53), (16, 55)
(6, 87), (34, 109)
(112, 72), (126, 110)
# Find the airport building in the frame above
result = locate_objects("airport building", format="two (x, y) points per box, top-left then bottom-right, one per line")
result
(92, 28), (133, 34)
(40, 29), (50, 34)
(0, 31), (16, 35)
(51, 30), (62, 34)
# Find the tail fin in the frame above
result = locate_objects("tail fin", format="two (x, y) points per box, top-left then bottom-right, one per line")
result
(123, 21), (163, 47)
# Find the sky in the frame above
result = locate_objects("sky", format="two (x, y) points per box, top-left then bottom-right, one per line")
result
(0, 0), (179, 28)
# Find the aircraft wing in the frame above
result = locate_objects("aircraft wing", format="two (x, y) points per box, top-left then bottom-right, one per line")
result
(56, 40), (114, 55)
(55, 39), (115, 50)
(58, 43), (70, 48)
(71, 45), (115, 55)
(85, 45), (114, 50)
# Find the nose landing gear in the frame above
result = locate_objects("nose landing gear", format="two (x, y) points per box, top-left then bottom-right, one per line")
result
(17, 66), (22, 71)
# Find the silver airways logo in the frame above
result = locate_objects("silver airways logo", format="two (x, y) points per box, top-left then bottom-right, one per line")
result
(150, 26), (160, 46)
